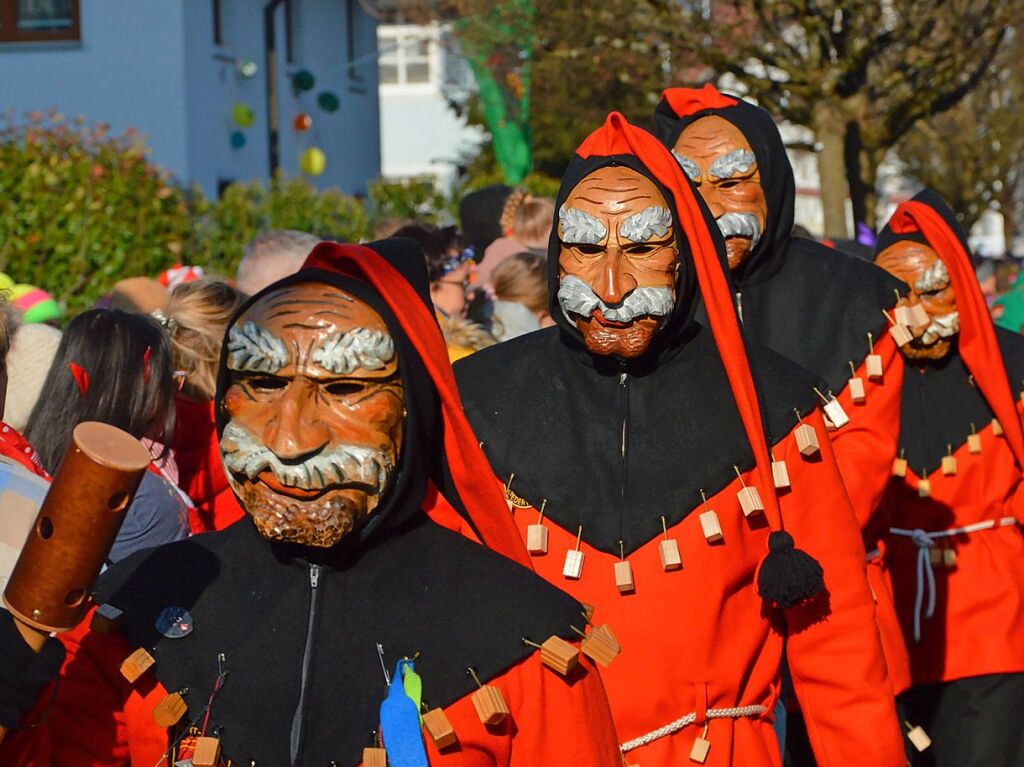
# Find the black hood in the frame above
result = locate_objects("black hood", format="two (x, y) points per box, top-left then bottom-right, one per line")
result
(547, 152), (723, 372)
(653, 93), (795, 287)
(876, 189), (973, 261)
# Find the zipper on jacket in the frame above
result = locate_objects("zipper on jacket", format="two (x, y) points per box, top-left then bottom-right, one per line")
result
(618, 369), (629, 506)
(736, 290), (744, 325)
(290, 563), (322, 766)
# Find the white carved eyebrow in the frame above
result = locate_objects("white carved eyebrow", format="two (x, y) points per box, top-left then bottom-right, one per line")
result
(914, 258), (950, 293)
(618, 206), (673, 243)
(311, 327), (396, 375)
(708, 149), (757, 179)
(672, 151), (702, 182)
(227, 321), (290, 373)
(558, 205), (607, 244)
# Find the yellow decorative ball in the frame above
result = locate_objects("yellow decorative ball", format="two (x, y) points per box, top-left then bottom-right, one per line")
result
(300, 147), (326, 176)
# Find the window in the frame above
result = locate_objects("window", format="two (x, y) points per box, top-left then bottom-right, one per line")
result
(378, 26), (435, 88)
(0, 0), (80, 44)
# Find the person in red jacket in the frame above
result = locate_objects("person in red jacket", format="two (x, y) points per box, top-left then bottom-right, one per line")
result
(874, 190), (1024, 766)
(451, 113), (903, 766)
(652, 86), (913, 707)
(158, 278), (247, 532)
(0, 240), (620, 767)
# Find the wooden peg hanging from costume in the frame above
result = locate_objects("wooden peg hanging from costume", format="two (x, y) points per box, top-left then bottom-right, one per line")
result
(883, 309), (914, 346)
(120, 647), (156, 683)
(614, 540), (635, 593)
(151, 690), (187, 728)
(1020, 380), (1024, 408)
(563, 526), (584, 579)
(941, 444), (957, 476)
(993, 417), (1004, 436)
(581, 602), (596, 623)
(362, 747), (388, 767)
(526, 499), (549, 555)
(907, 301), (930, 331)
(733, 465), (764, 517)
(423, 707), (457, 750)
(523, 636), (579, 676)
(918, 470), (931, 498)
(968, 423), (982, 454)
(467, 667), (509, 725)
(191, 736), (222, 767)
(698, 489), (723, 543)
(892, 448), (908, 478)
(769, 448), (791, 490)
(865, 332), (884, 379)
(658, 515), (682, 571)
(690, 721), (712, 763)
(814, 387), (849, 429)
(793, 409), (820, 457)
(904, 721), (933, 752)
(848, 361), (866, 403)
(504, 474), (514, 512)
(943, 547), (957, 567)
(573, 623), (621, 667)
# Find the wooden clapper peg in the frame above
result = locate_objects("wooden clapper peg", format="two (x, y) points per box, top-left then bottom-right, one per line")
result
(904, 720), (932, 752)
(770, 449), (791, 490)
(467, 667), (509, 725)
(422, 707), (458, 750)
(1020, 380), (1024, 408)
(658, 515), (682, 571)
(614, 541), (635, 593)
(793, 410), (820, 457)
(968, 423), (982, 454)
(526, 499), (549, 555)
(698, 490), (723, 543)
(993, 417), (1004, 436)
(363, 747), (388, 767)
(892, 449), (908, 478)
(503, 473), (517, 513)
(941, 444), (957, 476)
(884, 309), (915, 347)
(733, 466), (764, 517)
(573, 623), (621, 668)
(918, 470), (931, 498)
(523, 635), (579, 676)
(815, 387), (849, 430)
(563, 526), (585, 580)
(690, 722), (712, 763)
(151, 690), (187, 728)
(865, 332), (884, 380)
(120, 647), (156, 683)
(191, 736), (222, 767)
(848, 361), (866, 404)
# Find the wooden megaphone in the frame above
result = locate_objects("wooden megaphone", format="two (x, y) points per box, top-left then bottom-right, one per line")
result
(1, 422), (151, 740)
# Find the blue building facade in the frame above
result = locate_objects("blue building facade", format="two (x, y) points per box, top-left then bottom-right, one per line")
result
(0, 0), (382, 197)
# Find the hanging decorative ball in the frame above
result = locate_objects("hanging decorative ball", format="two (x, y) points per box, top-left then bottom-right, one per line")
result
(292, 69), (316, 92)
(300, 147), (326, 176)
(293, 113), (313, 132)
(317, 91), (340, 113)
(229, 131), (246, 149)
(236, 60), (259, 79)
(232, 102), (255, 128)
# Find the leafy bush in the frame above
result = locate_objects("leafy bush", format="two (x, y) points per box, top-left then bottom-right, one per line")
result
(0, 109), (192, 314)
(367, 177), (457, 229)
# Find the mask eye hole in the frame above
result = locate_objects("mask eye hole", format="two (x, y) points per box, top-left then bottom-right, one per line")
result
(624, 244), (655, 255)
(325, 381), (363, 397)
(248, 376), (287, 391)
(570, 243), (604, 256)
(717, 179), (742, 190)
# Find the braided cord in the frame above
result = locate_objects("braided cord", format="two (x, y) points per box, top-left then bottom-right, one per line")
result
(620, 704), (767, 753)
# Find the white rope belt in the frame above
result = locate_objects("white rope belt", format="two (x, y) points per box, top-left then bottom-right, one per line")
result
(619, 704), (768, 753)
(889, 516), (1018, 642)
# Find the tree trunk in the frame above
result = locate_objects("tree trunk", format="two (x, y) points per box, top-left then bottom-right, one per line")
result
(812, 104), (851, 239)
(1000, 190), (1019, 257)
(844, 125), (882, 234)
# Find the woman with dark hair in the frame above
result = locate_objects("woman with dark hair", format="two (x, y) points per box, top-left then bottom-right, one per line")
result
(25, 309), (189, 563)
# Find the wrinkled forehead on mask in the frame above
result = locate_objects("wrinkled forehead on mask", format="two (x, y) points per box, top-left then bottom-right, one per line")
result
(224, 280), (399, 381)
(874, 239), (949, 293)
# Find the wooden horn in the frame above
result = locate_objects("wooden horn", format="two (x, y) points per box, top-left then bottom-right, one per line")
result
(1, 422), (150, 740)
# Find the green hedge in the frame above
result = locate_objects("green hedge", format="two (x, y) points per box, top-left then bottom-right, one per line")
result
(0, 111), (557, 316)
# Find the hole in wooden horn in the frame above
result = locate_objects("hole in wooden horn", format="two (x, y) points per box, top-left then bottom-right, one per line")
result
(37, 516), (54, 539)
(108, 492), (130, 512)
(64, 588), (86, 607)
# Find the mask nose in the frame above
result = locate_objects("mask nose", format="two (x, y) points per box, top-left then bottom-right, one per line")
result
(262, 382), (331, 462)
(592, 250), (638, 306)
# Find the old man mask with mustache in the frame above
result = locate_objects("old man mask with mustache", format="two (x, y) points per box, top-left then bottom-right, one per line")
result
(220, 282), (404, 547)
(672, 115), (767, 270)
(557, 165), (679, 358)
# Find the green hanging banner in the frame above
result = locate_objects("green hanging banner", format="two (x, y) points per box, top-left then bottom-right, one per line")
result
(457, 0), (534, 184)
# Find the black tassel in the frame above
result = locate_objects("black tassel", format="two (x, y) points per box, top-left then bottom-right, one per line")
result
(757, 531), (824, 609)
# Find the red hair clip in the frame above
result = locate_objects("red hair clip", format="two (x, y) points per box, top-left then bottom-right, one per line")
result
(143, 346), (152, 384)
(68, 363), (90, 395)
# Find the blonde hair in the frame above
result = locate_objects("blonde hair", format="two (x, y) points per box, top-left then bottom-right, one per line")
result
(161, 278), (246, 402)
(499, 188), (555, 250)
(491, 252), (548, 315)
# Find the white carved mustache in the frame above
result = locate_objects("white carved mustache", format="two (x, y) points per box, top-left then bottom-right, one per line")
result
(557, 274), (674, 323)
(716, 212), (762, 248)
(220, 421), (392, 493)
(918, 311), (959, 345)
